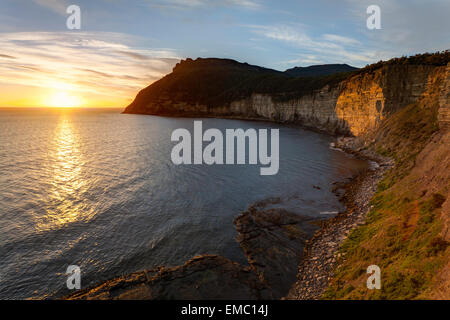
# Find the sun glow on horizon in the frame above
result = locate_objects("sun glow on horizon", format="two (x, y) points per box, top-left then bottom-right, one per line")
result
(45, 91), (84, 108)
(0, 32), (178, 109)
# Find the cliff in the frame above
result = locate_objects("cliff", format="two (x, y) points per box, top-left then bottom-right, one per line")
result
(123, 56), (445, 136)
(74, 53), (449, 300)
(316, 62), (450, 299)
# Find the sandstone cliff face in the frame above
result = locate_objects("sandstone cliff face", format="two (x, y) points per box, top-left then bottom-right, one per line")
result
(438, 63), (450, 129)
(125, 65), (440, 136)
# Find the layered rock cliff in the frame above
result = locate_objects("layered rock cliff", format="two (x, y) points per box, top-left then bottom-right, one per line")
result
(227, 64), (436, 135)
(123, 58), (442, 136)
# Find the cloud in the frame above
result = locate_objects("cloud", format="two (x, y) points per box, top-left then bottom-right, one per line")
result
(32, 0), (69, 15)
(248, 24), (377, 66)
(248, 1), (449, 68)
(344, 0), (450, 55)
(147, 0), (262, 10)
(0, 54), (17, 59)
(156, 0), (207, 8)
(322, 34), (361, 46)
(0, 32), (180, 104)
(281, 55), (325, 67)
(227, 0), (261, 9)
(116, 50), (154, 61)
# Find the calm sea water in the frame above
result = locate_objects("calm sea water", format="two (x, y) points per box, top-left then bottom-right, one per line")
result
(0, 108), (368, 299)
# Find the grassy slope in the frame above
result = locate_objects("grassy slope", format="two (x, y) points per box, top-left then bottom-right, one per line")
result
(323, 67), (449, 299)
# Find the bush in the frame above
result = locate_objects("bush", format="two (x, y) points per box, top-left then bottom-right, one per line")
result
(357, 50), (450, 75)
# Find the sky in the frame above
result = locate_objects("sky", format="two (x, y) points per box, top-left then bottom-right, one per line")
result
(0, 0), (449, 108)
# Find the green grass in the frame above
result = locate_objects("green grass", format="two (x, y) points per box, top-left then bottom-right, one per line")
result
(323, 90), (449, 299)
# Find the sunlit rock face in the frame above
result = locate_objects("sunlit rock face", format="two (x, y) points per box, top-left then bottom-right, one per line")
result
(124, 63), (442, 137)
(438, 63), (450, 130)
(241, 65), (438, 136)
(232, 65), (438, 136)
(335, 65), (436, 136)
(335, 76), (385, 136)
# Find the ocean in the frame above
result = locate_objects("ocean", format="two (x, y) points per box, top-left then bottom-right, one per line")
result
(0, 108), (368, 299)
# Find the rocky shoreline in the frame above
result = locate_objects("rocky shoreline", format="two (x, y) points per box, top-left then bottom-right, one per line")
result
(65, 136), (390, 300)
(234, 199), (319, 298)
(65, 199), (318, 300)
(286, 137), (393, 299)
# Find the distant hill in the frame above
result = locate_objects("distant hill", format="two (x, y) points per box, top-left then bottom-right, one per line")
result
(284, 64), (359, 77)
(123, 58), (354, 114)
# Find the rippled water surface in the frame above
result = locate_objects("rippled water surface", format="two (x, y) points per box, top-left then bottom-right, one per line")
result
(0, 108), (368, 299)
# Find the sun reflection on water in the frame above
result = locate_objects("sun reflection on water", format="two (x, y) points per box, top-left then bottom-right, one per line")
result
(35, 114), (91, 231)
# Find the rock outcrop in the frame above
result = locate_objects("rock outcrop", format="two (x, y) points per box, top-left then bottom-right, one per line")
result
(234, 199), (317, 298)
(66, 255), (271, 300)
(66, 201), (317, 300)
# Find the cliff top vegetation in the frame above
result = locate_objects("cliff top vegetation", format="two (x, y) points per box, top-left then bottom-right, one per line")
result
(357, 50), (450, 75)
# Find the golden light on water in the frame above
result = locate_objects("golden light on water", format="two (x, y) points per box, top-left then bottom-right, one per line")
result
(36, 115), (91, 231)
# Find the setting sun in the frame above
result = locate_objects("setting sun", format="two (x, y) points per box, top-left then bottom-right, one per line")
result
(46, 91), (83, 108)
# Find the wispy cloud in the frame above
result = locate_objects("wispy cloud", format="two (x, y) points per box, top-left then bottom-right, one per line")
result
(228, 0), (261, 9)
(0, 32), (180, 106)
(281, 55), (325, 66)
(147, 0), (262, 10)
(248, 24), (379, 66)
(322, 34), (361, 46)
(32, 0), (69, 15)
(0, 54), (17, 59)
(344, 0), (450, 55)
